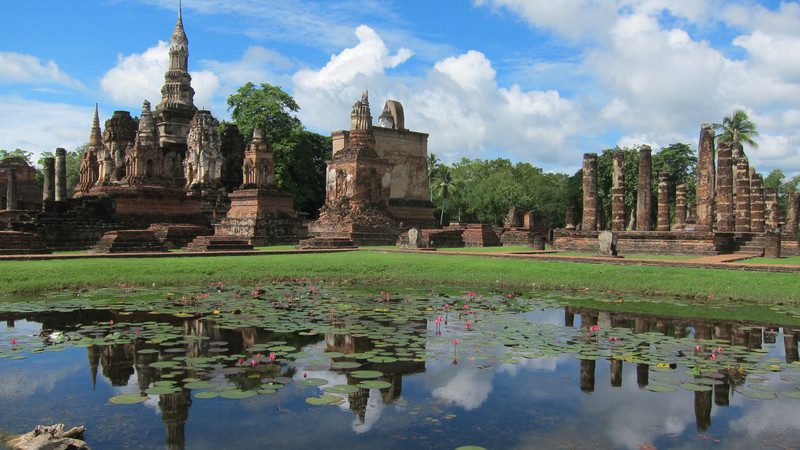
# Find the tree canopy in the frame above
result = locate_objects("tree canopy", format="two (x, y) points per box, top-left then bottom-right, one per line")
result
(226, 82), (331, 216)
(712, 109), (759, 149)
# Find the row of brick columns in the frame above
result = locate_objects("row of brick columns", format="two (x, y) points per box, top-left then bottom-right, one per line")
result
(39, 149), (66, 203)
(580, 123), (778, 232)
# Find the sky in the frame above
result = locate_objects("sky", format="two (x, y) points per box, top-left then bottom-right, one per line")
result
(1, 0), (800, 176)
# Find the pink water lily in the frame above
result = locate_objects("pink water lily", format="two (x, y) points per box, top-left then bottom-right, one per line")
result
(269, 353), (276, 362)
(238, 358), (244, 366)
(466, 319), (472, 330)
(109, 320), (115, 326)
(250, 359), (257, 366)
(444, 303), (450, 310)
(10, 339), (16, 346)
(257, 353), (263, 360)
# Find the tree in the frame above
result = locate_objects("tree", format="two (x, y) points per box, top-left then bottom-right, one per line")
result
(226, 82), (331, 216)
(712, 109), (759, 149)
(433, 165), (455, 226)
(37, 144), (86, 193)
(427, 153), (440, 201)
(0, 149), (35, 166)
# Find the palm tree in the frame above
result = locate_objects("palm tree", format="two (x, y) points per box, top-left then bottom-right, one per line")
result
(427, 153), (440, 202)
(434, 166), (454, 226)
(712, 109), (760, 149)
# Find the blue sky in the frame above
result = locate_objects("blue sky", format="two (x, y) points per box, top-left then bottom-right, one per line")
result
(2, 0), (800, 176)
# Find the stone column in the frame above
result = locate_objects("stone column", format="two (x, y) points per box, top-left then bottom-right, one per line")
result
(673, 183), (687, 230)
(750, 172), (765, 232)
(735, 158), (751, 232)
(54, 147), (67, 202)
(765, 187), (778, 229)
(656, 173), (670, 231)
(6, 168), (18, 210)
(636, 146), (652, 231)
(714, 143), (734, 232)
(582, 153), (598, 231)
(611, 150), (625, 231)
(696, 124), (716, 231)
(764, 229), (781, 258)
(786, 192), (799, 235)
(42, 157), (55, 202)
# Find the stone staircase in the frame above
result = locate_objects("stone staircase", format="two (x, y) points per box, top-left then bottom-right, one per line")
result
(184, 235), (254, 252)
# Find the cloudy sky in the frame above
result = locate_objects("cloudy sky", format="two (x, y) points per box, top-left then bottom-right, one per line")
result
(2, 0), (799, 175)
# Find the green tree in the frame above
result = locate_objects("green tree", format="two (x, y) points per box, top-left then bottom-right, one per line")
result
(712, 109), (759, 149)
(0, 149), (35, 166)
(433, 165), (455, 225)
(427, 153), (440, 202)
(37, 144), (86, 193)
(226, 82), (331, 216)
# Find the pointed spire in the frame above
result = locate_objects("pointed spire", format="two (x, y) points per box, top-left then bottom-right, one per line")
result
(89, 103), (102, 147)
(252, 128), (265, 143)
(178, 0), (182, 21)
(138, 100), (155, 135)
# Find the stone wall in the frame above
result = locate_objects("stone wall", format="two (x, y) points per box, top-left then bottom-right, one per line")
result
(553, 229), (725, 255)
(332, 127), (430, 202)
(0, 157), (41, 211)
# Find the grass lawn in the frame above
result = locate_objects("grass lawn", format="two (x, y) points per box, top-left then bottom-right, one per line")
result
(0, 251), (796, 307)
(744, 256), (800, 265)
(555, 251), (701, 261)
(363, 245), (532, 253)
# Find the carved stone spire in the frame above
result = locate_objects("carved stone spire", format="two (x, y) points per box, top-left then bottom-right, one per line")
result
(89, 104), (102, 147)
(157, 0), (194, 111)
(76, 104), (102, 194)
(350, 90), (373, 133)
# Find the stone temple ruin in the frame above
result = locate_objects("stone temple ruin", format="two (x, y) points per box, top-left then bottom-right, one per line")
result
(554, 124), (800, 256)
(1, 5), (308, 252)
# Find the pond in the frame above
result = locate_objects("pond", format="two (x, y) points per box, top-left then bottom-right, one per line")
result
(1, 283), (799, 449)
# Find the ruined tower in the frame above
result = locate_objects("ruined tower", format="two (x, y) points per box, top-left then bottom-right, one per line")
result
(184, 110), (223, 190)
(154, 2), (197, 185)
(76, 105), (101, 196)
(125, 100), (163, 185)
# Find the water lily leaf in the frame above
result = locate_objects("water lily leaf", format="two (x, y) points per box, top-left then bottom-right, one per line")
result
(109, 394), (147, 405)
(295, 378), (329, 387)
(324, 384), (361, 394)
(357, 380), (392, 389)
(350, 370), (384, 379)
(305, 395), (342, 405)
(219, 390), (257, 399)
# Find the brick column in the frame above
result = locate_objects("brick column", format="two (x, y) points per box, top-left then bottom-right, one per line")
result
(636, 145), (652, 231)
(611, 149), (625, 231)
(735, 158), (751, 232)
(656, 173), (670, 231)
(582, 153), (598, 231)
(750, 172), (765, 232)
(54, 147), (67, 202)
(42, 157), (55, 202)
(786, 192), (799, 234)
(5, 168), (17, 210)
(764, 187), (778, 229)
(696, 124), (716, 231)
(673, 183), (687, 230)
(714, 142), (734, 232)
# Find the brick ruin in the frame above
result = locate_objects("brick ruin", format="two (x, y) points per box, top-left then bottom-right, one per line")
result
(497, 207), (549, 246)
(4, 6), (248, 252)
(554, 123), (799, 256)
(301, 91), (400, 248)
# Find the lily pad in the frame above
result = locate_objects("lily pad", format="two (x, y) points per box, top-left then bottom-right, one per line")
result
(357, 380), (392, 389)
(350, 370), (383, 379)
(109, 394), (147, 405)
(305, 395), (342, 405)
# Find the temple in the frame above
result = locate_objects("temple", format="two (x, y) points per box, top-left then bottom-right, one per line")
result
(554, 123), (799, 256)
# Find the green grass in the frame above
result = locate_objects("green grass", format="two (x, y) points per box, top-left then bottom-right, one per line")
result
(556, 251), (701, 261)
(363, 245), (532, 253)
(744, 256), (800, 265)
(0, 251), (796, 306)
(252, 245), (300, 251)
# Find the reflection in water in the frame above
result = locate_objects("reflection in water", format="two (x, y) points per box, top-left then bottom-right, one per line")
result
(2, 301), (800, 449)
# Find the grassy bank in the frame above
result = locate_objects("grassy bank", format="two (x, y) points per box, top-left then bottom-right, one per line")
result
(0, 250), (797, 305)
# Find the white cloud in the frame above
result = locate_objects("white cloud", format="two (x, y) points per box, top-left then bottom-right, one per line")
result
(100, 41), (219, 110)
(0, 96), (94, 160)
(293, 25), (412, 91)
(0, 52), (83, 89)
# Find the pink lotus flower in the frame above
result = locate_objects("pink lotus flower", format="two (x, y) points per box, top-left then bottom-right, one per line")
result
(463, 304), (470, 310)
(467, 291), (477, 297)
(444, 303), (450, 310)
(238, 358), (244, 366)
(589, 325), (599, 333)
(434, 316), (442, 325)
(269, 353), (276, 362)
(466, 320), (472, 330)
(452, 339), (459, 347)
(257, 353), (262, 360)
(250, 359), (257, 366)
(10, 339), (16, 346)
(710, 354), (718, 361)
(695, 345), (701, 352)
(109, 320), (114, 326)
